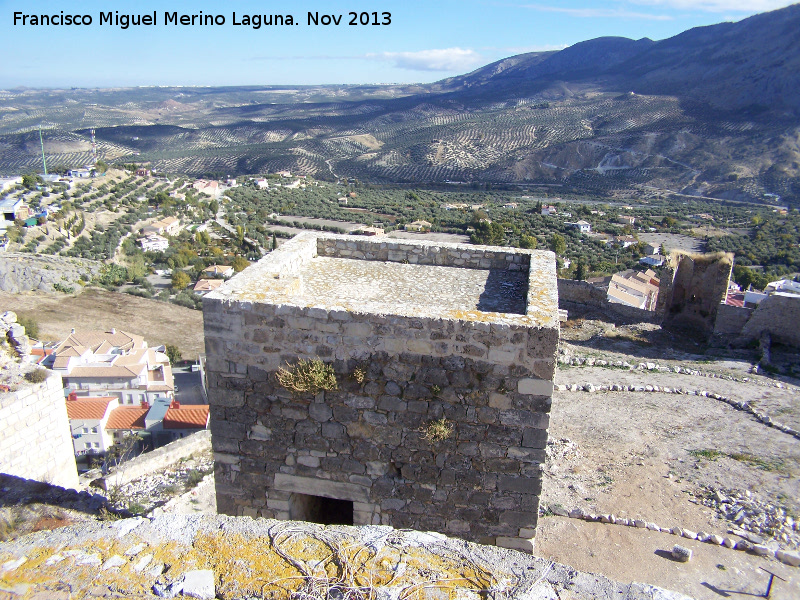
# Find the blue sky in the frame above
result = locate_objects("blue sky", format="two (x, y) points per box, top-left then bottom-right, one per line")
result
(1, 1), (796, 87)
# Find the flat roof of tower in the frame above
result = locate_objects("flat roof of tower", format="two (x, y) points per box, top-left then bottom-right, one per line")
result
(207, 233), (559, 328)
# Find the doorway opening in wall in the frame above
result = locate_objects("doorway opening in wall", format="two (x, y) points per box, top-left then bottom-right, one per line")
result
(289, 493), (354, 525)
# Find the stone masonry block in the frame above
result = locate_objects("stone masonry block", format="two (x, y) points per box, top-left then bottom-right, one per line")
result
(517, 378), (554, 397)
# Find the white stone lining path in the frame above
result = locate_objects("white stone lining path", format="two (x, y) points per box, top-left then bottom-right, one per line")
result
(557, 357), (800, 440)
(541, 505), (800, 568)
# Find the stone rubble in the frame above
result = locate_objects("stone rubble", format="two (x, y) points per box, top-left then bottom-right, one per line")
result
(557, 350), (794, 391)
(540, 493), (800, 568)
(105, 453), (214, 515)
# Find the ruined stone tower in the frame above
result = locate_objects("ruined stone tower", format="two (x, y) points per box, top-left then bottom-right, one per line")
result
(203, 232), (559, 552)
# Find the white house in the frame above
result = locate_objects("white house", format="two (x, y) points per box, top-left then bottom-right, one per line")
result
(51, 329), (174, 404)
(639, 254), (665, 267)
(607, 269), (660, 311)
(256, 179), (270, 189)
(65, 395), (119, 461)
(143, 216), (181, 237)
(139, 234), (169, 252)
(568, 220), (591, 233)
(202, 264), (234, 278)
(541, 205), (558, 216)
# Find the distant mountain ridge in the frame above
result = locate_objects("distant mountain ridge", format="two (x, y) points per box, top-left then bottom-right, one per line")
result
(437, 4), (800, 112)
(0, 4), (798, 204)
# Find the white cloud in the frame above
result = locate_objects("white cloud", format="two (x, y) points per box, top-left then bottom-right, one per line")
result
(368, 48), (484, 72)
(631, 0), (796, 12)
(520, 3), (674, 19)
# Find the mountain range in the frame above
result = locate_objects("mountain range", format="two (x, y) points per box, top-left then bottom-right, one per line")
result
(0, 4), (798, 205)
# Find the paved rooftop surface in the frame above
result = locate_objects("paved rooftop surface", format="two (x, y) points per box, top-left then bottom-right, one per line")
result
(299, 257), (529, 315)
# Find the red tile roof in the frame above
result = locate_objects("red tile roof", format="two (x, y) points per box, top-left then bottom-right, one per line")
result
(106, 407), (148, 430)
(726, 292), (745, 307)
(163, 405), (210, 429)
(65, 397), (116, 420)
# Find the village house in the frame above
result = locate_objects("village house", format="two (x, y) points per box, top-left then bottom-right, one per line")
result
(541, 205), (558, 216)
(404, 220), (432, 232)
(256, 179), (270, 189)
(639, 254), (665, 267)
(618, 215), (636, 226)
(567, 220), (591, 233)
(0, 198), (29, 224)
(104, 397), (210, 449)
(139, 234), (169, 252)
(135, 168), (151, 177)
(105, 404), (148, 445)
(49, 329), (174, 405)
(161, 401), (210, 443)
(193, 180), (221, 197)
(503, 202), (518, 210)
(142, 216), (181, 237)
(351, 226), (385, 237)
(614, 235), (638, 248)
(607, 269), (660, 311)
(202, 265), (234, 278)
(193, 279), (225, 296)
(65, 395), (119, 463)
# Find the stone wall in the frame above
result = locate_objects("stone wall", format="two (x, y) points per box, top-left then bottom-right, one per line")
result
(557, 279), (660, 324)
(91, 430), (211, 491)
(739, 294), (800, 348)
(203, 233), (559, 552)
(660, 252), (733, 338)
(0, 373), (79, 489)
(712, 303), (754, 337)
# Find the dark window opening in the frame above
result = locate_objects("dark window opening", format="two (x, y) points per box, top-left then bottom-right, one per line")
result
(289, 493), (354, 526)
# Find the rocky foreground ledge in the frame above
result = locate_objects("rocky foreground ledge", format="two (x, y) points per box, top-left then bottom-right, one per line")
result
(0, 514), (691, 599)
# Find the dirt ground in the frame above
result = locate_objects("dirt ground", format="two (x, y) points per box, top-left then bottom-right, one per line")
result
(0, 288), (205, 359)
(537, 325), (800, 599)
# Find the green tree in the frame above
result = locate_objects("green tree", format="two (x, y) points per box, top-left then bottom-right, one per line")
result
(22, 174), (43, 189)
(272, 233), (278, 250)
(549, 233), (566, 255)
(126, 254), (147, 281)
(95, 160), (108, 173)
(232, 256), (251, 272)
(575, 262), (587, 281)
(520, 234), (537, 249)
(470, 221), (505, 246)
(171, 270), (191, 290)
(165, 344), (182, 364)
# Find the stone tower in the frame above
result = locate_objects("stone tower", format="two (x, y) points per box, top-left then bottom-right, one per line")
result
(203, 232), (559, 552)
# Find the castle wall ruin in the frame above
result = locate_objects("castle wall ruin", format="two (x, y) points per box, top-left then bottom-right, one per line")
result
(0, 373), (79, 489)
(203, 233), (559, 552)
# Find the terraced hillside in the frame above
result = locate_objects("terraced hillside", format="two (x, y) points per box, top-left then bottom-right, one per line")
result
(0, 4), (797, 205)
